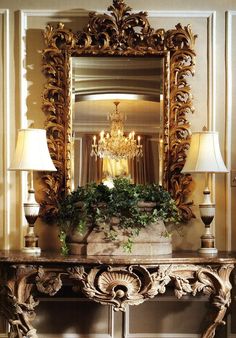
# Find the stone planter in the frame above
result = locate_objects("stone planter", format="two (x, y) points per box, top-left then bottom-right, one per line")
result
(66, 202), (172, 256)
(137, 201), (157, 212)
(86, 220), (172, 256)
(66, 227), (92, 255)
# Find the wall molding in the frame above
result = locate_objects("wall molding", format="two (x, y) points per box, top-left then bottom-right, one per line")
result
(37, 297), (114, 338)
(19, 10), (30, 249)
(225, 11), (236, 251)
(227, 314), (236, 337)
(37, 334), (113, 338)
(19, 9), (216, 17)
(124, 305), (201, 338)
(124, 301), (207, 338)
(0, 9), (10, 250)
(125, 335), (200, 338)
(37, 335), (112, 338)
(205, 11), (217, 235)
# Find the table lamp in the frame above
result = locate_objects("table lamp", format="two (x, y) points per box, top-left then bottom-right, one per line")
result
(182, 128), (228, 254)
(9, 128), (56, 254)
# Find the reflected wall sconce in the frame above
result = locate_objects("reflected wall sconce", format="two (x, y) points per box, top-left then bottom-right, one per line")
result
(9, 129), (56, 254)
(182, 128), (228, 254)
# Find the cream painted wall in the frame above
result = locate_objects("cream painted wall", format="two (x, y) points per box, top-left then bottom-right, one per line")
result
(0, 1), (236, 337)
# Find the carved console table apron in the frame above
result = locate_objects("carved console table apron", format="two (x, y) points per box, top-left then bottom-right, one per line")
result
(0, 251), (235, 338)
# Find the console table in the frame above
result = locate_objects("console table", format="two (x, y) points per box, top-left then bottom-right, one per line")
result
(0, 251), (235, 338)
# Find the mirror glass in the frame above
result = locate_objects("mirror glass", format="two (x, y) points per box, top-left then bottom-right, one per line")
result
(71, 56), (164, 189)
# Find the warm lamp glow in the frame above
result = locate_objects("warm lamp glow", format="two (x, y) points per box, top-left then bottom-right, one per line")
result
(182, 129), (228, 255)
(9, 128), (56, 254)
(9, 129), (56, 172)
(182, 131), (228, 174)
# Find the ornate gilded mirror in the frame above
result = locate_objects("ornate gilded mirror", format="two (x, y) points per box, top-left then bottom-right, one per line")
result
(41, 0), (196, 220)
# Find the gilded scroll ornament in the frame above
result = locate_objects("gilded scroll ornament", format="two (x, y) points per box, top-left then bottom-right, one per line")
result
(41, 0), (197, 220)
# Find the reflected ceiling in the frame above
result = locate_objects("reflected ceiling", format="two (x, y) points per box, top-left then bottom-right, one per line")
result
(72, 57), (163, 134)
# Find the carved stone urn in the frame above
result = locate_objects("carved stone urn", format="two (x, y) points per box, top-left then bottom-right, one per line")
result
(66, 227), (92, 255)
(86, 220), (172, 256)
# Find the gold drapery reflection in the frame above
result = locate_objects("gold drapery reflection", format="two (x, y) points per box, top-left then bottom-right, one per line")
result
(79, 135), (103, 186)
(102, 158), (129, 179)
(129, 135), (159, 185)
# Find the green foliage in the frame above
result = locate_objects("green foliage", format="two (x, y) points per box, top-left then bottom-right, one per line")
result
(57, 177), (181, 254)
(59, 230), (69, 255)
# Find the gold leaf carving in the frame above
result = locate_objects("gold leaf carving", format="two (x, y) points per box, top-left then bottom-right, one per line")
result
(41, 0), (197, 220)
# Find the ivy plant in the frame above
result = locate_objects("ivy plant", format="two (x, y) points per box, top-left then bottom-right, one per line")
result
(57, 177), (181, 254)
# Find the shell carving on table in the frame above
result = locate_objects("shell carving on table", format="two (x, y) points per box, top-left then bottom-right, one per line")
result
(98, 270), (141, 295)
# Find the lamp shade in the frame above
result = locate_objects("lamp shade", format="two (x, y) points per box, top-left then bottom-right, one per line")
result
(9, 128), (57, 171)
(182, 131), (228, 173)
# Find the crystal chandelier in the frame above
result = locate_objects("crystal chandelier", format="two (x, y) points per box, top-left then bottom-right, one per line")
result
(91, 102), (143, 160)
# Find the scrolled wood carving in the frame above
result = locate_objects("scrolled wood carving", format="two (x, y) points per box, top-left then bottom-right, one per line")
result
(66, 263), (233, 337)
(0, 265), (39, 338)
(41, 0), (197, 220)
(67, 265), (171, 311)
(0, 262), (233, 338)
(157, 264), (234, 338)
(35, 267), (64, 296)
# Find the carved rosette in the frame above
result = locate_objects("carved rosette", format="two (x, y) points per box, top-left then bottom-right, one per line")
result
(41, 0), (197, 220)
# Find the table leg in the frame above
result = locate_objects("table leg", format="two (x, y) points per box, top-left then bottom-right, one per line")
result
(201, 305), (228, 338)
(168, 263), (233, 338)
(199, 264), (233, 338)
(0, 266), (39, 338)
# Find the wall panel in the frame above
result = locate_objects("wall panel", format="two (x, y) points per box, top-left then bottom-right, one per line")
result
(0, 315), (7, 337)
(0, 9), (9, 251)
(33, 298), (114, 338)
(227, 12), (236, 253)
(124, 297), (227, 338)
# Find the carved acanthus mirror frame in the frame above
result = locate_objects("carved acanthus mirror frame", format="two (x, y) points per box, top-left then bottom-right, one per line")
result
(41, 0), (196, 221)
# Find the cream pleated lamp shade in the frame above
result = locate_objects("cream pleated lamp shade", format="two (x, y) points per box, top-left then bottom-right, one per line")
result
(9, 128), (57, 171)
(182, 131), (228, 173)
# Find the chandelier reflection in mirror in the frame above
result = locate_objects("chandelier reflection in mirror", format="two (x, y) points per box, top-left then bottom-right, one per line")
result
(90, 102), (143, 161)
